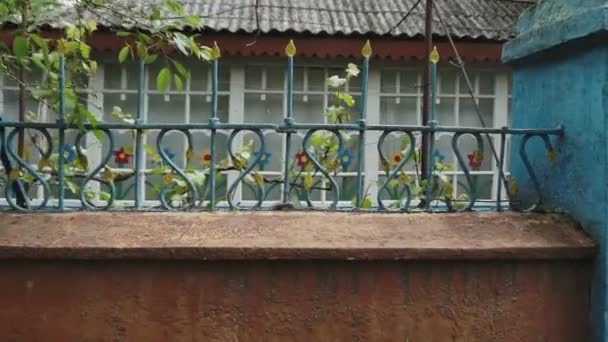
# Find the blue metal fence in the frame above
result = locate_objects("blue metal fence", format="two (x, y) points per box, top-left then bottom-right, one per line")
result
(0, 41), (562, 212)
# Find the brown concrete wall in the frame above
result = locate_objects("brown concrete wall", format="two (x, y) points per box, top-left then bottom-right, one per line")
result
(0, 259), (592, 342)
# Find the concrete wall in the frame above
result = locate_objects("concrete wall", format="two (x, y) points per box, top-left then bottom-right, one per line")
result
(0, 212), (596, 341)
(503, 0), (608, 339)
(0, 259), (592, 342)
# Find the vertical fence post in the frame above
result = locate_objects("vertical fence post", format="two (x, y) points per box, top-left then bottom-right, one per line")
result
(57, 55), (66, 211)
(283, 40), (296, 203)
(356, 41), (371, 208)
(134, 58), (145, 208)
(496, 128), (507, 211)
(209, 42), (221, 210)
(425, 47), (439, 211)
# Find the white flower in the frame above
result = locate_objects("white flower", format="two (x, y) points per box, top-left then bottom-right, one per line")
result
(326, 75), (347, 88)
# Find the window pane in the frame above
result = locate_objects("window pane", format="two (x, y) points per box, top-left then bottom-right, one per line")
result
(380, 70), (397, 93)
(308, 67), (325, 91)
(103, 93), (137, 122)
(437, 97), (456, 126)
(266, 66), (284, 90)
(294, 67), (305, 91)
(294, 95), (324, 123)
(189, 95), (229, 123)
(399, 70), (419, 94)
(380, 96), (418, 125)
(439, 69), (457, 94)
(148, 94), (186, 123)
(244, 93), (283, 123)
(245, 66), (263, 90)
(478, 72), (495, 95)
(377, 131), (417, 172)
(189, 63), (209, 91)
(458, 98), (493, 127)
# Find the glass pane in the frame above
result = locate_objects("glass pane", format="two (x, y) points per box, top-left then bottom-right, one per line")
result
(478, 72), (495, 95)
(103, 93), (137, 122)
(189, 63), (209, 91)
(1, 89), (44, 122)
(380, 70), (397, 93)
(294, 95), (324, 124)
(242, 180), (281, 202)
(294, 67), (305, 91)
(245, 66), (263, 90)
(244, 93), (283, 123)
(266, 66), (284, 90)
(148, 94), (186, 123)
(436, 97), (455, 126)
(380, 96), (418, 125)
(439, 68), (457, 94)
(308, 67), (325, 91)
(458, 98), (494, 128)
(190, 95), (229, 123)
(399, 70), (419, 94)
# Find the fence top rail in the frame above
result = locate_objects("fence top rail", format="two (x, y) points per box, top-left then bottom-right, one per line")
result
(0, 119), (564, 136)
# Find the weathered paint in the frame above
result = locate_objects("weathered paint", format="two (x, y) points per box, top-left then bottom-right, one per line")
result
(0, 260), (593, 341)
(0, 212), (596, 340)
(503, 0), (608, 340)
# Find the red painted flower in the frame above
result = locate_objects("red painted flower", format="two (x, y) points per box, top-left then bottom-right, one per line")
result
(200, 151), (212, 165)
(391, 151), (403, 165)
(295, 151), (309, 167)
(468, 150), (483, 168)
(114, 147), (131, 164)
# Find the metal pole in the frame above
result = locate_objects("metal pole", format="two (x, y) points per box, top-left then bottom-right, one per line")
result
(421, 0), (433, 184)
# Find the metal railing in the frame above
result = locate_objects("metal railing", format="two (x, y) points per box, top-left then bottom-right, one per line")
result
(0, 41), (563, 212)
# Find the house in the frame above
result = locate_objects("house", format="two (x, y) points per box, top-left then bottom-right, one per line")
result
(0, 0), (535, 206)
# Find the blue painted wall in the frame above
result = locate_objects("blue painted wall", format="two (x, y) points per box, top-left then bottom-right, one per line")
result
(504, 0), (608, 340)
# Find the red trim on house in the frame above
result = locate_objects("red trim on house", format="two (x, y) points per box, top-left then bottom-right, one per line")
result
(0, 31), (504, 62)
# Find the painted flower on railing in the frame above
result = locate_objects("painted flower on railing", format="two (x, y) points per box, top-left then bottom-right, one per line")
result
(295, 151), (309, 167)
(254, 151), (272, 166)
(200, 151), (212, 165)
(60, 145), (76, 163)
(338, 150), (352, 169)
(113, 147), (131, 164)
(433, 150), (446, 164)
(467, 150), (484, 169)
(391, 151), (403, 166)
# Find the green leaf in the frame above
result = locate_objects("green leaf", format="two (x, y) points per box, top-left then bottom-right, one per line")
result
(337, 92), (355, 107)
(156, 67), (171, 92)
(143, 54), (158, 64)
(173, 74), (184, 92)
(12, 36), (28, 60)
(185, 15), (202, 28)
(310, 132), (327, 149)
(80, 44), (91, 59)
(171, 60), (189, 78)
(118, 45), (130, 64)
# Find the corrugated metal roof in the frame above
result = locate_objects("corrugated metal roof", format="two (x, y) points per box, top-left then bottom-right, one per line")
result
(3, 0), (537, 41)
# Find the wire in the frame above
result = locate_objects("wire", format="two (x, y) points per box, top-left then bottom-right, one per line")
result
(386, 0), (423, 34)
(432, 0), (512, 199)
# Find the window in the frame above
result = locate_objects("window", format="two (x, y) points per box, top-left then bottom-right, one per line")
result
(0, 58), (511, 208)
(100, 60), (231, 203)
(243, 64), (362, 203)
(378, 65), (510, 204)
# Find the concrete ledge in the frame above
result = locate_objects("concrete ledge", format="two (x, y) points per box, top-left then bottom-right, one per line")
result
(0, 212), (595, 261)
